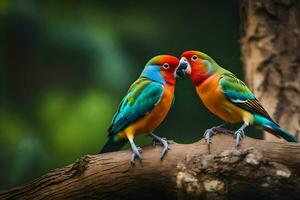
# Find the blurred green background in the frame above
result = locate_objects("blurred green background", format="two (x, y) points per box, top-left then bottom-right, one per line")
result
(0, 0), (259, 190)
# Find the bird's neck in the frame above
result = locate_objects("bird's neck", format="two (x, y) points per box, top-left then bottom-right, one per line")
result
(190, 72), (210, 86)
(164, 81), (175, 92)
(192, 65), (228, 86)
(162, 71), (176, 86)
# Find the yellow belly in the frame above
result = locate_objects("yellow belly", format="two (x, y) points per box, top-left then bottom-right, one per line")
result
(197, 75), (253, 124)
(118, 86), (174, 139)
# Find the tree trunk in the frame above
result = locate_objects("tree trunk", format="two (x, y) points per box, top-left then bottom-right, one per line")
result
(1, 134), (300, 200)
(240, 0), (300, 141)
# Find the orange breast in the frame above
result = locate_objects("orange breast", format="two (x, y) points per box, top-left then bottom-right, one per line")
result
(197, 74), (250, 123)
(120, 85), (174, 138)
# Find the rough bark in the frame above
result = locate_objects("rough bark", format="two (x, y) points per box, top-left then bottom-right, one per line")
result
(1, 134), (300, 200)
(240, 0), (300, 141)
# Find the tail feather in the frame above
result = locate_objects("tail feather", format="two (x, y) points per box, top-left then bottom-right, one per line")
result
(99, 137), (128, 154)
(254, 114), (297, 142)
(264, 123), (297, 143)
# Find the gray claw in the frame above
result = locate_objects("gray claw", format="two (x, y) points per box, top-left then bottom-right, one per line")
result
(204, 128), (215, 144)
(130, 154), (136, 166)
(160, 138), (169, 160)
(136, 146), (142, 153)
(149, 133), (171, 160)
(130, 146), (143, 166)
(234, 130), (245, 147)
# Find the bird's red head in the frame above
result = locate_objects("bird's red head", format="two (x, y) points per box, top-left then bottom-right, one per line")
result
(179, 50), (215, 86)
(144, 55), (180, 86)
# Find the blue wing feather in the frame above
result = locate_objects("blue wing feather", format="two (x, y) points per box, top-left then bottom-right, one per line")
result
(107, 78), (164, 137)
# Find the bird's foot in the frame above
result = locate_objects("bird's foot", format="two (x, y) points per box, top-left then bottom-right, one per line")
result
(203, 124), (234, 154)
(152, 137), (174, 146)
(203, 124), (231, 144)
(234, 129), (245, 148)
(130, 146), (143, 166)
(150, 133), (172, 160)
(159, 138), (170, 160)
(152, 137), (171, 160)
(203, 128), (215, 145)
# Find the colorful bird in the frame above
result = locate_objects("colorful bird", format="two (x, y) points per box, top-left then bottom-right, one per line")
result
(179, 50), (297, 147)
(100, 55), (185, 164)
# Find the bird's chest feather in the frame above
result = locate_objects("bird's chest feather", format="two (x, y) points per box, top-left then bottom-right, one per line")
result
(196, 75), (243, 123)
(133, 86), (174, 134)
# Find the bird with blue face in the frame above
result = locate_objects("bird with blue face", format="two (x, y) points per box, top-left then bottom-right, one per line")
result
(100, 55), (186, 165)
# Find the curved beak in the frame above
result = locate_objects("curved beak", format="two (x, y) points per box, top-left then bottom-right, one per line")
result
(176, 58), (189, 78)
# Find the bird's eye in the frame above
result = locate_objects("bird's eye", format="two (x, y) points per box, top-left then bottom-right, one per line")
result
(191, 55), (198, 61)
(163, 63), (170, 69)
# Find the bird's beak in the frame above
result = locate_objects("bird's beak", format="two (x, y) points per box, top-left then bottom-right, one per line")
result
(176, 57), (190, 78)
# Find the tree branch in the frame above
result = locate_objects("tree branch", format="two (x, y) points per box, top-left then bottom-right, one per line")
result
(1, 134), (300, 200)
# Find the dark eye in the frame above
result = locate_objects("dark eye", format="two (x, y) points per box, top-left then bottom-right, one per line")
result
(163, 63), (170, 69)
(191, 55), (198, 61)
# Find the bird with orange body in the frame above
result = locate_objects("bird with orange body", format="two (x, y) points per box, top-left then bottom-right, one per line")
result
(100, 55), (185, 164)
(179, 50), (297, 147)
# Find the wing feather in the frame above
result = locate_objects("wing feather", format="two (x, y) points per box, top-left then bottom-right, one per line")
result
(219, 73), (274, 122)
(107, 78), (164, 137)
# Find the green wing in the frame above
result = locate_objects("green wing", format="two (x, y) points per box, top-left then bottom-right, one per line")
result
(108, 78), (164, 137)
(219, 73), (273, 121)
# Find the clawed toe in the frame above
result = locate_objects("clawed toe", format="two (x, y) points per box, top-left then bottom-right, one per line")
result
(136, 146), (142, 153)
(130, 146), (143, 166)
(233, 122), (249, 148)
(160, 145), (169, 160)
(159, 138), (169, 160)
(203, 128), (215, 144)
(203, 124), (230, 145)
(149, 133), (171, 160)
(234, 130), (245, 148)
